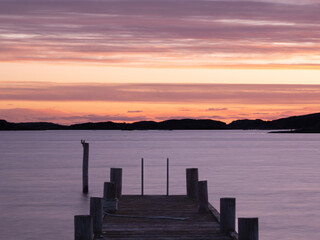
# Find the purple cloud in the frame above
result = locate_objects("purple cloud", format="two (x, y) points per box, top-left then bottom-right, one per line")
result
(0, 0), (320, 67)
(2, 82), (320, 105)
(206, 108), (228, 111)
(127, 110), (143, 113)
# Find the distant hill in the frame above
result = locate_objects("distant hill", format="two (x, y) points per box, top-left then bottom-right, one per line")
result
(0, 120), (64, 130)
(228, 112), (320, 132)
(0, 119), (227, 131)
(268, 113), (320, 131)
(228, 119), (267, 129)
(69, 119), (227, 130)
(1, 112), (320, 132)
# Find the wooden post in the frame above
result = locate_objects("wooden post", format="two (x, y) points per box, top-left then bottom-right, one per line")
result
(186, 168), (198, 198)
(81, 140), (89, 194)
(110, 168), (122, 199)
(90, 197), (102, 237)
(220, 198), (236, 233)
(74, 215), (93, 240)
(197, 180), (209, 213)
(166, 158), (169, 196)
(238, 218), (259, 240)
(103, 182), (117, 213)
(103, 182), (116, 200)
(141, 158), (144, 196)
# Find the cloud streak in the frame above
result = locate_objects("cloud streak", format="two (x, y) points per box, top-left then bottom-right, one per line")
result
(206, 108), (228, 111)
(1, 0), (320, 68)
(2, 82), (320, 105)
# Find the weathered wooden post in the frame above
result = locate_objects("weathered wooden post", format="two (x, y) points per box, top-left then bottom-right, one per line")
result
(81, 140), (89, 194)
(197, 180), (209, 213)
(74, 215), (93, 240)
(110, 168), (122, 198)
(238, 218), (259, 240)
(166, 158), (169, 196)
(186, 168), (198, 198)
(103, 182), (117, 213)
(220, 198), (236, 233)
(103, 182), (116, 200)
(90, 197), (103, 237)
(141, 158), (144, 196)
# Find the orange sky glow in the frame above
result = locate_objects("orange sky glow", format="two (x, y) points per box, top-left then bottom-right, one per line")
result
(1, 0), (320, 124)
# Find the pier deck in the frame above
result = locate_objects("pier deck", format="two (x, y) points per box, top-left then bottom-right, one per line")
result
(100, 195), (236, 240)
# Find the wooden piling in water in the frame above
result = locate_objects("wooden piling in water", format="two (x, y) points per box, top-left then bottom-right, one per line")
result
(141, 158), (144, 196)
(197, 180), (209, 213)
(103, 182), (118, 213)
(110, 168), (122, 199)
(238, 218), (259, 240)
(220, 198), (236, 233)
(81, 140), (89, 194)
(186, 168), (198, 198)
(74, 215), (93, 240)
(103, 182), (116, 200)
(166, 158), (169, 196)
(89, 197), (102, 237)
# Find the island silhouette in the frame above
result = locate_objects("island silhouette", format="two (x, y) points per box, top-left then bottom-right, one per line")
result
(1, 112), (320, 132)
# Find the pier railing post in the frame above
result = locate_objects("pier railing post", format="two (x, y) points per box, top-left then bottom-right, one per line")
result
(81, 140), (89, 193)
(197, 180), (209, 213)
(110, 168), (122, 199)
(74, 215), (93, 240)
(90, 197), (103, 237)
(220, 198), (236, 233)
(166, 158), (169, 196)
(141, 158), (144, 196)
(103, 182), (117, 213)
(238, 218), (259, 240)
(186, 168), (198, 198)
(103, 182), (116, 200)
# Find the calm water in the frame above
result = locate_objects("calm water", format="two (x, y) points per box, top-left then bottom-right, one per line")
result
(0, 130), (319, 239)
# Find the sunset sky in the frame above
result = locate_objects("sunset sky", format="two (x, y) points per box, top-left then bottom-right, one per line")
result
(1, 0), (320, 124)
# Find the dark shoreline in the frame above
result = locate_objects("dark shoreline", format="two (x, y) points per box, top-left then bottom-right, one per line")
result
(1, 112), (320, 132)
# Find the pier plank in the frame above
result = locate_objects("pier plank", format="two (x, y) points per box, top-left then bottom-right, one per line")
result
(99, 195), (235, 240)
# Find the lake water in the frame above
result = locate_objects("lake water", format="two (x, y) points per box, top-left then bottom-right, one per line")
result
(0, 130), (319, 240)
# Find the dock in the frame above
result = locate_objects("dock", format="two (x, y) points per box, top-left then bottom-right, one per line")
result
(75, 148), (258, 240)
(102, 195), (235, 240)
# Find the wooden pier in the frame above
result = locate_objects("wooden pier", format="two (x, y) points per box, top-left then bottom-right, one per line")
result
(75, 147), (258, 240)
(101, 195), (236, 240)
